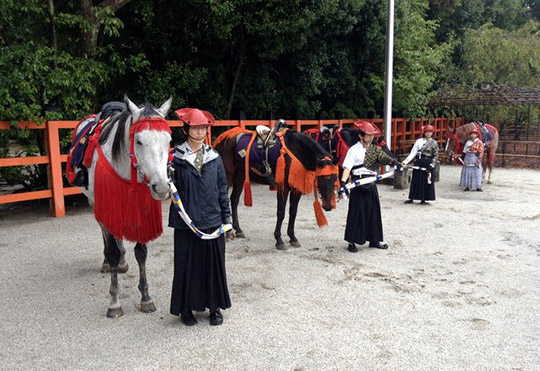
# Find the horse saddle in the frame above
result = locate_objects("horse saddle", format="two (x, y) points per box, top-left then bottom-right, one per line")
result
(255, 125), (278, 149)
(476, 122), (493, 145)
(66, 101), (126, 187)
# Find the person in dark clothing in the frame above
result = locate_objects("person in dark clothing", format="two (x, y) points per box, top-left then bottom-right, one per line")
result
(339, 121), (401, 253)
(169, 108), (232, 326)
(402, 125), (438, 204)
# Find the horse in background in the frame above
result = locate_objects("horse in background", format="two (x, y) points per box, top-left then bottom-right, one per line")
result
(445, 121), (499, 184)
(304, 125), (394, 168)
(72, 96), (172, 317)
(214, 127), (338, 250)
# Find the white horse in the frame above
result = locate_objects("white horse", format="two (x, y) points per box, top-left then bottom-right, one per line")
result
(77, 95), (172, 318)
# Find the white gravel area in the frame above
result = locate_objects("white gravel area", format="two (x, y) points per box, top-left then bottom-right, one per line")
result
(0, 165), (539, 370)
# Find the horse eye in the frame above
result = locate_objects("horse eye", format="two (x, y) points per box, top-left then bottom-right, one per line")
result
(136, 140), (143, 146)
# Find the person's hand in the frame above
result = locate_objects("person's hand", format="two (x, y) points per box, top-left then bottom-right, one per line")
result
(430, 163), (435, 169)
(338, 180), (350, 198)
(393, 159), (403, 172)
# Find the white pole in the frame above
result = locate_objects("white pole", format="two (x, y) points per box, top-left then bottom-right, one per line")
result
(383, 0), (395, 157)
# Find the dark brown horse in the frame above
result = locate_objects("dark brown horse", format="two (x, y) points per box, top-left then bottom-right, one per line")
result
(445, 122), (499, 184)
(214, 127), (339, 250)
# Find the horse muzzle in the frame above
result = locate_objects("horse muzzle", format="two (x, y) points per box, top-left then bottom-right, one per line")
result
(150, 181), (171, 201)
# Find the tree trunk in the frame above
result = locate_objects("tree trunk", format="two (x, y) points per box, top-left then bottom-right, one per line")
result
(79, 0), (132, 56)
(226, 30), (246, 119)
(47, 0), (58, 68)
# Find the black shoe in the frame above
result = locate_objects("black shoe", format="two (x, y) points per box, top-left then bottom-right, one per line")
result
(181, 311), (197, 326)
(369, 241), (389, 250)
(477, 188), (483, 192)
(210, 309), (223, 326)
(404, 199), (413, 204)
(420, 200), (427, 204)
(464, 188), (470, 191)
(347, 243), (358, 253)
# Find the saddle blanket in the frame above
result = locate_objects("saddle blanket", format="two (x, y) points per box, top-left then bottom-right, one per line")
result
(234, 133), (282, 170)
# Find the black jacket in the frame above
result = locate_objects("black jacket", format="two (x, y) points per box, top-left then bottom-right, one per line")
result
(168, 143), (231, 230)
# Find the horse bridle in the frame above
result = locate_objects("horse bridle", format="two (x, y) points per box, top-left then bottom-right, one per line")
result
(127, 116), (173, 189)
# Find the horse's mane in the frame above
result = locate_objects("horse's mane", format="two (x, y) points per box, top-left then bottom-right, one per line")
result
(283, 130), (331, 171)
(339, 128), (360, 147)
(99, 104), (161, 162)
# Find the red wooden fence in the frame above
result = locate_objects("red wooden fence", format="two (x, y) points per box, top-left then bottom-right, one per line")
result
(0, 117), (464, 217)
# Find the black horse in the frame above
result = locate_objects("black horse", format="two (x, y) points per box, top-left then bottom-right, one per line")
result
(305, 126), (394, 167)
(214, 127), (339, 250)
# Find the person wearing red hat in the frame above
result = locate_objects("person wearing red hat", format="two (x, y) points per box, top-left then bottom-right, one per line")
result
(459, 128), (484, 191)
(340, 121), (401, 252)
(168, 108), (232, 326)
(402, 124), (438, 204)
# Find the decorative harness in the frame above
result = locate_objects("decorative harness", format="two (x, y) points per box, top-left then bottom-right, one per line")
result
(92, 116), (171, 244)
(275, 129), (339, 227)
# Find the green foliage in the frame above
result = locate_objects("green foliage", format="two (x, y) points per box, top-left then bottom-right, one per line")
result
(460, 21), (540, 87)
(1, 0), (538, 190)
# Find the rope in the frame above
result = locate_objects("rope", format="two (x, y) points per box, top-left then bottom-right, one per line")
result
(169, 182), (232, 240)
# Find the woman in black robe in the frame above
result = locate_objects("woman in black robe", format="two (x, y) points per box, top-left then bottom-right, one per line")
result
(339, 121), (401, 253)
(169, 108), (231, 326)
(402, 125), (438, 204)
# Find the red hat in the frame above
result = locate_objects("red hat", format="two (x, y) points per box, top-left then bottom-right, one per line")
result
(422, 124), (434, 132)
(470, 128), (479, 135)
(174, 108), (215, 126)
(354, 120), (381, 135)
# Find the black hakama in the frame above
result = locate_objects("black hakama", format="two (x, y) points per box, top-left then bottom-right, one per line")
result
(408, 156), (436, 201)
(170, 228), (231, 315)
(344, 183), (383, 245)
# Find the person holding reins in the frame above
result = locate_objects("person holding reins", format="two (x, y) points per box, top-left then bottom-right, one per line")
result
(339, 121), (401, 253)
(168, 108), (232, 326)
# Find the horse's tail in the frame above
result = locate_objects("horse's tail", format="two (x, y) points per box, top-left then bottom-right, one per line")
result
(213, 127), (252, 147)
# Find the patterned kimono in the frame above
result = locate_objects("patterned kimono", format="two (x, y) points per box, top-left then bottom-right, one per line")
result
(460, 139), (484, 190)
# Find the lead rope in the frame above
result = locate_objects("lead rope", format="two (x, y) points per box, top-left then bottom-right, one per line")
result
(169, 182), (232, 240)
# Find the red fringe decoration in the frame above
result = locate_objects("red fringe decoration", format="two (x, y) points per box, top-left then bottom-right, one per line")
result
(94, 145), (163, 244)
(313, 198), (328, 227)
(243, 133), (257, 207)
(275, 130), (316, 195)
(213, 127), (253, 147)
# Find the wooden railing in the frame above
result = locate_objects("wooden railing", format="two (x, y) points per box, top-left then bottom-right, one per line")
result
(0, 117), (463, 217)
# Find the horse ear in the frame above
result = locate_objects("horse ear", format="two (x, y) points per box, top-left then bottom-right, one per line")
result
(157, 96), (173, 117)
(124, 95), (141, 117)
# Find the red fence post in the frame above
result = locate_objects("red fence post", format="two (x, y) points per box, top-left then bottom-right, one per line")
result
(46, 121), (66, 217)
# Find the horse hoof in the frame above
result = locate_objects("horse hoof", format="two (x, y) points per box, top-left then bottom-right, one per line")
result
(487, 180), (492, 185)
(100, 263), (110, 273)
(290, 240), (301, 248)
(118, 263), (129, 274)
(276, 243), (288, 250)
(235, 231), (246, 239)
(139, 301), (157, 313)
(226, 231), (235, 240)
(106, 307), (123, 318)
(100, 263), (129, 274)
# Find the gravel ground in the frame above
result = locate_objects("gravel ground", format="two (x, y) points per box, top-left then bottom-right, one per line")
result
(1, 165), (539, 370)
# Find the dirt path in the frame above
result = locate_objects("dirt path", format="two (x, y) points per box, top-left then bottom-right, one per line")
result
(1, 165), (539, 370)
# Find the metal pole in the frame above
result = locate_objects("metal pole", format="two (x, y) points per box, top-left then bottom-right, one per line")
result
(383, 0), (394, 155)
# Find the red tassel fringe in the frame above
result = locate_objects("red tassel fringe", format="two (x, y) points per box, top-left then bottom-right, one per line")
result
(243, 180), (253, 207)
(313, 198), (328, 227)
(94, 151), (162, 244)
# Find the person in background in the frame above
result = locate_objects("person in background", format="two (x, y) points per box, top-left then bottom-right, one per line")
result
(169, 108), (232, 326)
(402, 125), (438, 204)
(459, 128), (484, 192)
